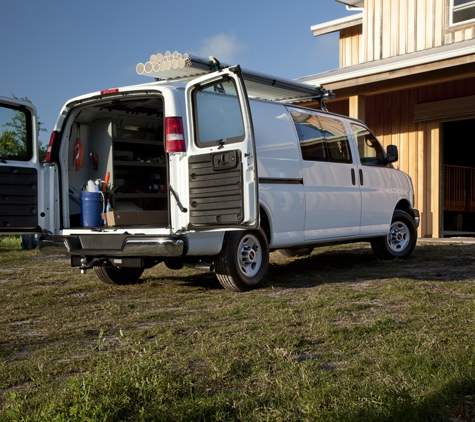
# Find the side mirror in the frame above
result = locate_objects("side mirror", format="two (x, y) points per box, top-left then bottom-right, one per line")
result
(386, 145), (398, 164)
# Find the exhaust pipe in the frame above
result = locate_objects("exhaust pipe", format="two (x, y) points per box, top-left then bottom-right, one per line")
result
(194, 262), (214, 272)
(181, 261), (215, 272)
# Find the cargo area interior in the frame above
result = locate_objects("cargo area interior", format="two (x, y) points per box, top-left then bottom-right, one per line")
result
(63, 95), (168, 229)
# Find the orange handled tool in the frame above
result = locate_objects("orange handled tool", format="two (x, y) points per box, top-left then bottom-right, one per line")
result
(103, 172), (110, 192)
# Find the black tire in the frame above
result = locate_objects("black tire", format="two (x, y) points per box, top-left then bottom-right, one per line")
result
(371, 210), (417, 259)
(215, 228), (269, 292)
(279, 247), (314, 257)
(94, 266), (144, 285)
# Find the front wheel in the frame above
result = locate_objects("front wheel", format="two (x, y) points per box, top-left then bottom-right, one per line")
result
(371, 210), (417, 259)
(215, 228), (269, 292)
(94, 266), (144, 285)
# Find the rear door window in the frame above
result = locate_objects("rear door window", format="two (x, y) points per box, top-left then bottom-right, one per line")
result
(0, 103), (33, 161)
(193, 79), (245, 148)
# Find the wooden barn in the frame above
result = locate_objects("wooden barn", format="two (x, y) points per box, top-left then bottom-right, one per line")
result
(299, 0), (475, 238)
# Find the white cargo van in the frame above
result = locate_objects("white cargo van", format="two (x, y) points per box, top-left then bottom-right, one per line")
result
(0, 56), (419, 291)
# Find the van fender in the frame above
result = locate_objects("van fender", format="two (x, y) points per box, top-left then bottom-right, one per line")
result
(392, 198), (415, 221)
(258, 200), (274, 246)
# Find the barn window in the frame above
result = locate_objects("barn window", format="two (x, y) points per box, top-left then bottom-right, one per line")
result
(451, 0), (475, 25)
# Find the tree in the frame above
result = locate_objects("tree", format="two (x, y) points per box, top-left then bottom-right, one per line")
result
(0, 95), (48, 162)
(0, 129), (22, 155)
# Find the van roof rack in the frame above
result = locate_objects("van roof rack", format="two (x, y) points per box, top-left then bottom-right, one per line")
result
(136, 51), (335, 107)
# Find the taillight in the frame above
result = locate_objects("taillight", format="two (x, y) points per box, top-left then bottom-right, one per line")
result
(46, 131), (58, 163)
(100, 88), (119, 95)
(165, 117), (186, 152)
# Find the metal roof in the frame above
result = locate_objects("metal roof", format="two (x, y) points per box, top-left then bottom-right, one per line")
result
(298, 38), (475, 86)
(136, 51), (323, 103)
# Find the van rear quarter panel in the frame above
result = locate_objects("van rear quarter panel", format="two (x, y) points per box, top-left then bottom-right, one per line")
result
(250, 100), (306, 247)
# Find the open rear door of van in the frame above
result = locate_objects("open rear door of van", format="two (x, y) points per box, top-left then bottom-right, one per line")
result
(183, 65), (258, 230)
(0, 96), (42, 234)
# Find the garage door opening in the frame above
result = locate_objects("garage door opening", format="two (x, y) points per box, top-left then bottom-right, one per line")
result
(443, 118), (475, 237)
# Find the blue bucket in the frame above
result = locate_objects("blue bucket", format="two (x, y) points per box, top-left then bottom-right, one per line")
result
(81, 191), (103, 227)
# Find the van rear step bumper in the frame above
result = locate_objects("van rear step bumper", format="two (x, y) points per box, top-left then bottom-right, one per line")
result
(39, 234), (185, 257)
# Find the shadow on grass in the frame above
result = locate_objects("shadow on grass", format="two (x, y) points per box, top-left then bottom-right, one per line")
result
(265, 243), (475, 288)
(143, 242), (475, 291)
(178, 272), (223, 290)
(144, 271), (224, 290)
(342, 375), (475, 422)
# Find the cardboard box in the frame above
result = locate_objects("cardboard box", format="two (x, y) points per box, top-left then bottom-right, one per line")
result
(102, 210), (168, 227)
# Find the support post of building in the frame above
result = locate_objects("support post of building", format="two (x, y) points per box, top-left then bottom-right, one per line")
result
(430, 123), (441, 238)
(349, 94), (366, 121)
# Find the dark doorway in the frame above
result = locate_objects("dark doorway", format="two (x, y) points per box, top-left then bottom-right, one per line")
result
(443, 118), (475, 236)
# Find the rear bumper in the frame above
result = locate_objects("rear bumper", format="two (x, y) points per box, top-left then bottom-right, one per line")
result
(39, 234), (185, 257)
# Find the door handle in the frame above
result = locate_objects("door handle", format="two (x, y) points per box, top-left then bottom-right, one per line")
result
(351, 168), (356, 185)
(359, 169), (364, 186)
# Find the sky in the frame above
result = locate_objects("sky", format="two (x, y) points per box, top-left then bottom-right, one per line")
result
(0, 0), (358, 146)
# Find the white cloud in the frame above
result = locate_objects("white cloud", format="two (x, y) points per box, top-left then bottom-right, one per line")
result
(192, 33), (248, 64)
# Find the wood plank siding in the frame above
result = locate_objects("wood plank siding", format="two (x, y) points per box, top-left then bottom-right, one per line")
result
(309, 0), (475, 237)
(340, 24), (363, 67)
(341, 0), (475, 67)
(328, 77), (475, 238)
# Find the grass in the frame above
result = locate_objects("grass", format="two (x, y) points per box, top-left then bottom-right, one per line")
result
(0, 236), (475, 421)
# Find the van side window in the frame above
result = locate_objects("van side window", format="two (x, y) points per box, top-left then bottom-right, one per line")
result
(193, 80), (245, 148)
(291, 111), (352, 164)
(0, 104), (32, 161)
(291, 111), (327, 161)
(319, 116), (352, 164)
(351, 123), (385, 166)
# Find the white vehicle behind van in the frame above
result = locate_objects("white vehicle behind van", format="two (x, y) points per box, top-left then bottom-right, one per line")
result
(0, 54), (419, 291)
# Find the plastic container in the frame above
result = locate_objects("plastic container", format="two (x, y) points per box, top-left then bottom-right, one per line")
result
(81, 191), (103, 227)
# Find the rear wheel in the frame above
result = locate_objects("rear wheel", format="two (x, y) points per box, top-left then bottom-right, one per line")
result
(94, 266), (144, 285)
(371, 210), (417, 259)
(215, 228), (269, 292)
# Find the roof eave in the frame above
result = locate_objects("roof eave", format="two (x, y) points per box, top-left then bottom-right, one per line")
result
(335, 0), (364, 8)
(311, 13), (363, 36)
(298, 39), (475, 87)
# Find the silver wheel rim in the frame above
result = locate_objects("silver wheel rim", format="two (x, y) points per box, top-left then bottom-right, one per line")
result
(237, 233), (262, 278)
(387, 220), (410, 253)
